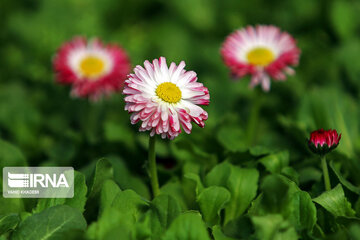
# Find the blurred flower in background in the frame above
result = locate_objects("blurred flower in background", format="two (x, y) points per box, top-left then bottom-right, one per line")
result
(221, 25), (300, 91)
(123, 57), (209, 139)
(53, 37), (131, 100)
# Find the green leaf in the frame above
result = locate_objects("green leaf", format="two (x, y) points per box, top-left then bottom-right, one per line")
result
(0, 213), (20, 235)
(251, 214), (298, 240)
(260, 175), (291, 213)
(251, 175), (317, 231)
(65, 171), (88, 213)
(34, 171), (88, 213)
(225, 166), (259, 224)
(151, 194), (181, 229)
(111, 189), (149, 221)
(330, 0), (360, 40)
(162, 212), (211, 240)
(285, 191), (317, 231)
(313, 184), (355, 217)
(99, 179), (121, 214)
(87, 207), (132, 240)
(184, 173), (204, 195)
(329, 161), (360, 195)
(205, 161), (232, 187)
(108, 156), (150, 199)
(160, 181), (188, 211)
(258, 151), (289, 174)
(197, 186), (230, 226)
(88, 158), (114, 199)
(147, 194), (181, 239)
(216, 126), (247, 152)
(0, 198), (25, 216)
(12, 205), (87, 240)
(223, 216), (254, 239)
(0, 139), (27, 169)
(85, 158), (114, 218)
(212, 225), (237, 240)
(88, 188), (148, 240)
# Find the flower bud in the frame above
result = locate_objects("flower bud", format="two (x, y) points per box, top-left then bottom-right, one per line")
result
(308, 129), (341, 155)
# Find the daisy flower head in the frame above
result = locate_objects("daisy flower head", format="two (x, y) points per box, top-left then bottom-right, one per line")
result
(53, 37), (131, 100)
(123, 57), (210, 140)
(221, 25), (300, 91)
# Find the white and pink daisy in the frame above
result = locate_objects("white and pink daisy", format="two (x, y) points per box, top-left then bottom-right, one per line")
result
(221, 25), (300, 91)
(123, 57), (210, 139)
(53, 37), (131, 99)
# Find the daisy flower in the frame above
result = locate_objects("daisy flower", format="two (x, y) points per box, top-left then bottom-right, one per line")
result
(123, 57), (210, 139)
(221, 25), (300, 91)
(53, 37), (131, 99)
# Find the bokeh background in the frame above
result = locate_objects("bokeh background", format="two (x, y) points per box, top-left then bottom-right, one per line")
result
(1, 0), (360, 207)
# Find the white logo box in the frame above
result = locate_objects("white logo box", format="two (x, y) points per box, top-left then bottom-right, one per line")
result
(3, 167), (74, 198)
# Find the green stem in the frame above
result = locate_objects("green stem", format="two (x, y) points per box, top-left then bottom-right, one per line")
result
(247, 91), (262, 146)
(148, 136), (160, 197)
(321, 155), (331, 191)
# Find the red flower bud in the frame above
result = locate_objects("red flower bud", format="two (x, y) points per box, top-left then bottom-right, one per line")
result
(308, 129), (341, 155)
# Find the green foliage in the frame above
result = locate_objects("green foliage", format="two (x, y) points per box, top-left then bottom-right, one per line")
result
(313, 184), (355, 218)
(12, 205), (87, 240)
(197, 186), (231, 226)
(1, 0), (360, 238)
(162, 212), (211, 240)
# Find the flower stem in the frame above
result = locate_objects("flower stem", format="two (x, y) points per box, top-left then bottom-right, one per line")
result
(321, 155), (331, 191)
(148, 136), (160, 197)
(247, 91), (262, 146)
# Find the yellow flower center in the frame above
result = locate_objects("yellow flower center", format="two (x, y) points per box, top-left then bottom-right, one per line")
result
(247, 47), (275, 66)
(79, 56), (105, 78)
(156, 82), (182, 103)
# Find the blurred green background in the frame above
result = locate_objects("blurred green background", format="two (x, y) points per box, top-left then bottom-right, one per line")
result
(1, 0), (360, 199)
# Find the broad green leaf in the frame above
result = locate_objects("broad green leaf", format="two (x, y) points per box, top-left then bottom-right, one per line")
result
(85, 158), (113, 218)
(223, 216), (254, 239)
(99, 179), (121, 214)
(249, 145), (273, 156)
(313, 184), (355, 217)
(251, 214), (298, 240)
(87, 207), (132, 240)
(252, 175), (317, 231)
(88, 188), (148, 240)
(225, 166), (259, 224)
(162, 212), (211, 240)
(0, 198), (25, 216)
(151, 194), (181, 229)
(0, 139), (27, 169)
(197, 186), (230, 226)
(258, 151), (289, 174)
(111, 189), (149, 222)
(329, 161), (360, 195)
(285, 191), (317, 231)
(160, 181), (188, 211)
(147, 194), (181, 239)
(34, 171), (87, 213)
(260, 174), (291, 213)
(205, 162), (232, 187)
(216, 126), (247, 152)
(0, 213), (20, 235)
(212, 225), (237, 240)
(88, 158), (114, 199)
(184, 173), (204, 195)
(33, 198), (65, 214)
(12, 205), (86, 240)
(108, 156), (150, 199)
(65, 171), (88, 213)
(330, 0), (359, 40)
(281, 167), (299, 185)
